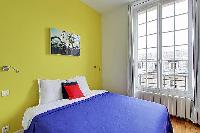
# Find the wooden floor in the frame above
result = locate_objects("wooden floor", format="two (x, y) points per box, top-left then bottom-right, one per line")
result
(171, 116), (200, 133)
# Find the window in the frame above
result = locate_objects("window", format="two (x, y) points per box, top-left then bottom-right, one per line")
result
(135, 0), (192, 93)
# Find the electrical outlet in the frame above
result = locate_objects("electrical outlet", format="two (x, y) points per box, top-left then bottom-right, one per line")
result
(2, 125), (9, 133)
(1, 90), (9, 97)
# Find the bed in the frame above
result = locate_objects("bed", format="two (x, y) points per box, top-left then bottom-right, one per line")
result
(23, 90), (173, 133)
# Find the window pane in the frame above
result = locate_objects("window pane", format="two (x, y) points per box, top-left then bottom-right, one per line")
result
(162, 76), (175, 89)
(147, 62), (157, 73)
(147, 6), (157, 22)
(162, 32), (174, 46)
(147, 74), (157, 88)
(175, 61), (188, 74)
(162, 61), (175, 89)
(147, 48), (157, 61)
(147, 20), (157, 35)
(175, 14), (188, 30)
(138, 49), (146, 61)
(138, 61), (146, 74)
(174, 75), (188, 91)
(162, 2), (174, 18)
(163, 61), (175, 74)
(163, 75), (175, 89)
(138, 36), (146, 49)
(138, 11), (146, 24)
(138, 73), (146, 87)
(138, 24), (146, 36)
(162, 17), (174, 32)
(147, 34), (157, 48)
(162, 46), (174, 60)
(175, 29), (188, 45)
(136, 0), (190, 92)
(147, 61), (157, 88)
(175, 45), (188, 60)
(175, 0), (188, 15)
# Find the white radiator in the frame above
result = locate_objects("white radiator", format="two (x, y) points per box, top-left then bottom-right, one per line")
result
(136, 91), (192, 119)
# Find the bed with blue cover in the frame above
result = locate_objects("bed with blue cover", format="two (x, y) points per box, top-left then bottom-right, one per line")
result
(24, 92), (173, 133)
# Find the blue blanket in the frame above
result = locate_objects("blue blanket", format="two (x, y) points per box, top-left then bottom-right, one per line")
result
(25, 92), (173, 133)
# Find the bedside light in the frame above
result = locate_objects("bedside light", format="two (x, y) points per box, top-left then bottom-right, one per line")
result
(2, 65), (20, 73)
(2, 66), (10, 71)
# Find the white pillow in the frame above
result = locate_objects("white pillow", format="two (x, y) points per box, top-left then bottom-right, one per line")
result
(38, 79), (66, 105)
(67, 76), (92, 96)
(38, 76), (91, 104)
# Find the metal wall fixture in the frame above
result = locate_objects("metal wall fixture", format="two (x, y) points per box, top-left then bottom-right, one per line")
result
(2, 65), (20, 73)
(93, 65), (101, 72)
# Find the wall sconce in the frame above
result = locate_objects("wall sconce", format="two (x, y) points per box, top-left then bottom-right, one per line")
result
(2, 65), (20, 73)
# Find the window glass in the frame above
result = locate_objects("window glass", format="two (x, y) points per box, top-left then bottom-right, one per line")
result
(162, 46), (174, 60)
(147, 7), (157, 22)
(138, 24), (146, 36)
(147, 48), (157, 61)
(138, 49), (146, 61)
(162, 2), (174, 18)
(174, 75), (188, 91)
(175, 45), (188, 60)
(138, 36), (146, 49)
(162, 32), (174, 46)
(138, 11), (146, 24)
(138, 61), (146, 75)
(175, 0), (188, 15)
(175, 29), (188, 45)
(147, 20), (157, 35)
(162, 17), (174, 32)
(175, 14), (188, 30)
(147, 34), (157, 48)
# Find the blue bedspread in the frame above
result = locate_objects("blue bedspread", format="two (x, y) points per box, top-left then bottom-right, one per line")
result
(25, 92), (173, 133)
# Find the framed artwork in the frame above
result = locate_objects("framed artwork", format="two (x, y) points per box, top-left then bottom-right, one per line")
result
(50, 28), (80, 56)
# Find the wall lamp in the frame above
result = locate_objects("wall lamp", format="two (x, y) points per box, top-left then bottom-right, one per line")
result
(2, 65), (20, 73)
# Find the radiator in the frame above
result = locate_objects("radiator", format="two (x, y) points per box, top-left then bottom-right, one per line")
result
(136, 91), (192, 119)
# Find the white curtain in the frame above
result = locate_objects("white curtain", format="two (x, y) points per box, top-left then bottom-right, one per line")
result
(128, 5), (134, 97)
(191, 0), (200, 124)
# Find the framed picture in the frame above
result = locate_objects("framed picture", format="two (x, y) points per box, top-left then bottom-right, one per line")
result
(50, 28), (80, 56)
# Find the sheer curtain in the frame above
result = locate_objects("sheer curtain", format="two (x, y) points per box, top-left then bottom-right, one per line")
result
(191, 0), (200, 124)
(128, 4), (134, 97)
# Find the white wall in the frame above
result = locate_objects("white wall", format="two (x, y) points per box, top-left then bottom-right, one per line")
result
(102, 5), (128, 95)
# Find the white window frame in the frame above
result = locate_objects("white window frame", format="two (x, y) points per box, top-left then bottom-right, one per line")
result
(133, 0), (193, 96)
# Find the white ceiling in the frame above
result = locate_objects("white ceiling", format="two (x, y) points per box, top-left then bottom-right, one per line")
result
(80, 0), (136, 13)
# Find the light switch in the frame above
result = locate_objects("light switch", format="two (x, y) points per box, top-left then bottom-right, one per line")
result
(1, 90), (9, 97)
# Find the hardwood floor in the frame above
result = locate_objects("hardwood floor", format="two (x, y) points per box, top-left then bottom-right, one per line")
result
(171, 116), (200, 133)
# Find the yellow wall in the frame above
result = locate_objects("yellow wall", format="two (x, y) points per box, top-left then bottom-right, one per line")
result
(0, 0), (102, 132)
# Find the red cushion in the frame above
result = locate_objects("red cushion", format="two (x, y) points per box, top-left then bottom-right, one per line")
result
(64, 84), (84, 100)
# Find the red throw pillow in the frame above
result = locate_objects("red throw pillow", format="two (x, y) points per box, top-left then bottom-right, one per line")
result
(63, 84), (84, 100)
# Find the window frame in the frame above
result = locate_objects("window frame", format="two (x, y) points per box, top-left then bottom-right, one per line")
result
(133, 0), (193, 96)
